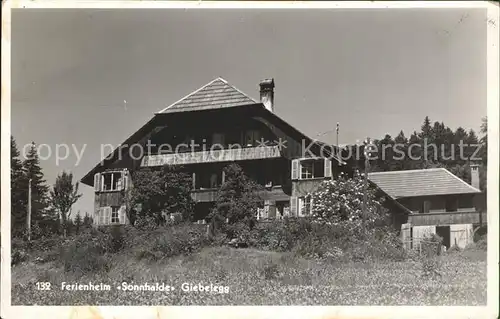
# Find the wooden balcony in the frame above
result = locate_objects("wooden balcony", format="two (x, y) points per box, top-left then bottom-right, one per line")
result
(408, 209), (487, 226)
(191, 185), (289, 203)
(141, 145), (282, 167)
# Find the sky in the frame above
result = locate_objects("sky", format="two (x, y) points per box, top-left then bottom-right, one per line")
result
(11, 8), (487, 216)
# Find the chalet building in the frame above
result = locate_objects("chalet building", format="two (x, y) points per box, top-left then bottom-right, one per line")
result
(81, 78), (348, 226)
(368, 165), (486, 249)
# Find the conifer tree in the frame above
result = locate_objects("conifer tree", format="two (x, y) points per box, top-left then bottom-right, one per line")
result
(11, 136), (27, 237)
(393, 130), (409, 170)
(74, 211), (82, 234)
(23, 142), (50, 223)
(408, 131), (423, 169)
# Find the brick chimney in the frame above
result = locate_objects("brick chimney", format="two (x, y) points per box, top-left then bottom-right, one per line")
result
(259, 78), (275, 112)
(470, 163), (480, 190)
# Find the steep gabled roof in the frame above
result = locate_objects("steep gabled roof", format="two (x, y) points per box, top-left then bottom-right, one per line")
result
(156, 77), (258, 114)
(368, 168), (481, 199)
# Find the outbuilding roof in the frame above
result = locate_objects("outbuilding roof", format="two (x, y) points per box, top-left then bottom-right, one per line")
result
(368, 168), (481, 199)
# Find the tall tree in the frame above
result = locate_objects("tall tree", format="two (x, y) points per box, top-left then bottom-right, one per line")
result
(442, 126), (456, 165)
(407, 131), (424, 169)
(83, 212), (93, 227)
(23, 142), (50, 225)
(74, 211), (83, 235)
(376, 134), (396, 171)
(11, 136), (27, 237)
(126, 166), (194, 226)
(393, 130), (409, 170)
(432, 121), (445, 162)
(49, 171), (82, 236)
(479, 117), (488, 191)
(464, 129), (479, 161)
(419, 116), (433, 141)
(210, 164), (264, 238)
(453, 127), (468, 164)
(479, 117), (487, 165)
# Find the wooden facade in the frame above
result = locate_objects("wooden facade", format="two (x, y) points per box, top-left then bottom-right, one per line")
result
(81, 78), (346, 225)
(408, 210), (487, 227)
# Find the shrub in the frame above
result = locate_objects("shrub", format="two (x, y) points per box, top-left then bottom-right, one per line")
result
(420, 233), (443, 257)
(127, 167), (195, 227)
(421, 256), (442, 279)
(476, 236), (487, 250)
(134, 215), (159, 231)
(210, 164), (263, 237)
(11, 247), (28, 266)
(59, 230), (112, 275)
(260, 258), (279, 280)
(447, 244), (462, 253)
(310, 173), (390, 228)
(252, 218), (407, 262)
(103, 225), (126, 253)
(136, 223), (210, 260)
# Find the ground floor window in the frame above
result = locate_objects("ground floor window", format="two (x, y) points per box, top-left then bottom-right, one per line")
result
(111, 206), (120, 224)
(276, 201), (290, 218)
(97, 206), (123, 225)
(298, 195), (313, 217)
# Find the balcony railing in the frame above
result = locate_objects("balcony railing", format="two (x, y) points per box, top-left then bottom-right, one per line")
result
(141, 145), (282, 167)
(191, 185), (289, 203)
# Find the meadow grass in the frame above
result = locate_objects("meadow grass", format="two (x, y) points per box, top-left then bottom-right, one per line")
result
(12, 246), (486, 305)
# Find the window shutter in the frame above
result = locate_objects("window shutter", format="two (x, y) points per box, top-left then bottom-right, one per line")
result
(104, 207), (111, 225)
(309, 197), (314, 215)
(119, 206), (126, 224)
(95, 209), (100, 225)
(291, 159), (299, 180)
(122, 170), (128, 191)
(97, 208), (103, 225)
(94, 173), (101, 191)
(290, 196), (298, 216)
(324, 158), (332, 178)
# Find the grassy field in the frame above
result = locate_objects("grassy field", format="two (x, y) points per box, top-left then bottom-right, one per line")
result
(12, 246), (486, 305)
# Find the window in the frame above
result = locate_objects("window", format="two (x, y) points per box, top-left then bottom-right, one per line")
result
(422, 200), (431, 213)
(301, 161), (314, 179)
(244, 130), (261, 147)
(102, 172), (123, 191)
(210, 173), (218, 188)
(98, 207), (111, 225)
(98, 208), (105, 225)
(445, 196), (458, 212)
(300, 159), (324, 179)
(111, 206), (120, 224)
(212, 133), (225, 147)
(298, 195), (313, 216)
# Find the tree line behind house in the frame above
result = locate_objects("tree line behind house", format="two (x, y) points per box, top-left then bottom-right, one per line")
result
(342, 116), (488, 191)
